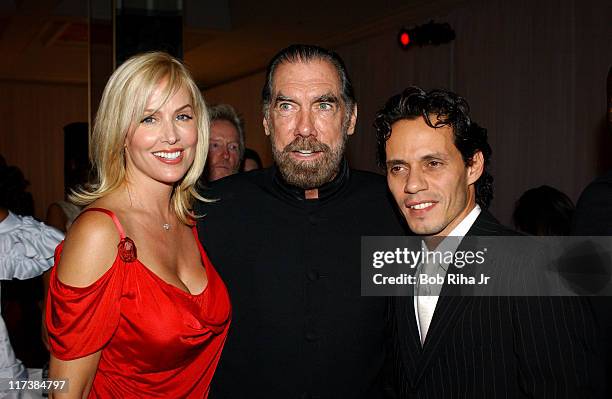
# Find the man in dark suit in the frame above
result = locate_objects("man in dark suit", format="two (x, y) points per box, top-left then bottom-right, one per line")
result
(196, 45), (407, 398)
(374, 87), (601, 398)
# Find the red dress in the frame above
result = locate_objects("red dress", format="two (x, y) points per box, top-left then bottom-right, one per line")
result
(46, 208), (231, 398)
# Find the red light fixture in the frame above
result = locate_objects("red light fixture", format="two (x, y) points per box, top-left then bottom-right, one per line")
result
(398, 21), (455, 50)
(399, 31), (410, 47)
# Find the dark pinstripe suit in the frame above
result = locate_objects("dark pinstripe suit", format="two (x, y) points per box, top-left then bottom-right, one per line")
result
(390, 211), (602, 398)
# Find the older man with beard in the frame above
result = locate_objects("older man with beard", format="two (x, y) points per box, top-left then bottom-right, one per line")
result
(196, 44), (406, 398)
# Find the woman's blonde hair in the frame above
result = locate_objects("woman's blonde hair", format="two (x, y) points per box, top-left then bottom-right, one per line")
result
(71, 51), (208, 224)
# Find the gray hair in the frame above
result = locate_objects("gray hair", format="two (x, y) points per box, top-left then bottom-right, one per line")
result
(208, 103), (245, 161)
(261, 44), (356, 123)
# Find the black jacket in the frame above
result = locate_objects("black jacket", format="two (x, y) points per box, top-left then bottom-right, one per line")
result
(196, 162), (407, 398)
(390, 211), (601, 398)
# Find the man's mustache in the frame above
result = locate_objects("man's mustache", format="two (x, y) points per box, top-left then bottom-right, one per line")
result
(282, 137), (330, 153)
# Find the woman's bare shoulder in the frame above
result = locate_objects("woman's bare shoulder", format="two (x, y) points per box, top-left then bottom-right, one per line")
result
(56, 207), (123, 287)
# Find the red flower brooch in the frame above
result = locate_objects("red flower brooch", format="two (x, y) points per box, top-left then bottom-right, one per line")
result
(118, 237), (137, 262)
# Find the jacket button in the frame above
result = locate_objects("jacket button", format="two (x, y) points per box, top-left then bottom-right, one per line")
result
(307, 270), (318, 281)
(300, 392), (312, 399)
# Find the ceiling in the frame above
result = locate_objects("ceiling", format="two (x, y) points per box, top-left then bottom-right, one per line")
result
(0, 0), (464, 88)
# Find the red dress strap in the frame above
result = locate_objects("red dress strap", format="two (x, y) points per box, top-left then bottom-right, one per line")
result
(82, 207), (127, 239)
(80, 207), (137, 262)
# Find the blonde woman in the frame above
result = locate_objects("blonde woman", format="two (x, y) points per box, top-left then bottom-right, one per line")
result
(46, 52), (231, 398)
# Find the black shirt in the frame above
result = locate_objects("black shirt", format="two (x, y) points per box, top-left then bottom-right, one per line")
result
(196, 160), (407, 398)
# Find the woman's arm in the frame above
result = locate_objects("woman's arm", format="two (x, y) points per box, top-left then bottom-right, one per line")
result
(47, 211), (120, 398)
(49, 352), (101, 399)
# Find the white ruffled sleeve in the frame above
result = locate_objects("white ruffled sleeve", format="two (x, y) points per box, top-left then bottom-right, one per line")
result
(0, 212), (64, 280)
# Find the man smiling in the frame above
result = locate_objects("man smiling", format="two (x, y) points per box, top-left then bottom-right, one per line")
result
(375, 87), (600, 398)
(196, 45), (406, 398)
(264, 59), (353, 196)
(385, 116), (483, 238)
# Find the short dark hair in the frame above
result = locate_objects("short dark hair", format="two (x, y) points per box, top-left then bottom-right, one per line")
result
(0, 162), (35, 216)
(261, 44), (356, 119)
(208, 103), (246, 161)
(374, 86), (494, 209)
(513, 185), (575, 235)
(241, 148), (263, 171)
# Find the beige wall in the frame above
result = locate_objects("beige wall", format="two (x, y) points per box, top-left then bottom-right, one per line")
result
(204, 72), (272, 167)
(0, 80), (88, 219)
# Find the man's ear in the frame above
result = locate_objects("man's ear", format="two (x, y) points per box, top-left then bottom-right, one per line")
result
(346, 105), (358, 136)
(467, 150), (484, 185)
(263, 117), (270, 136)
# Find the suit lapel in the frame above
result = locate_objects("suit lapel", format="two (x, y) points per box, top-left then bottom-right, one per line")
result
(465, 210), (511, 236)
(410, 210), (509, 385)
(413, 285), (472, 385)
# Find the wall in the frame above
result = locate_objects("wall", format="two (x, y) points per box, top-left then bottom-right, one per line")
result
(0, 80), (88, 219)
(202, 0), (612, 225)
(204, 71), (271, 166)
(7, 0), (607, 224)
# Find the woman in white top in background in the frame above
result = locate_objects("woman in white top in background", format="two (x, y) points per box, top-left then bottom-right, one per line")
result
(0, 207), (63, 379)
(0, 157), (63, 387)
